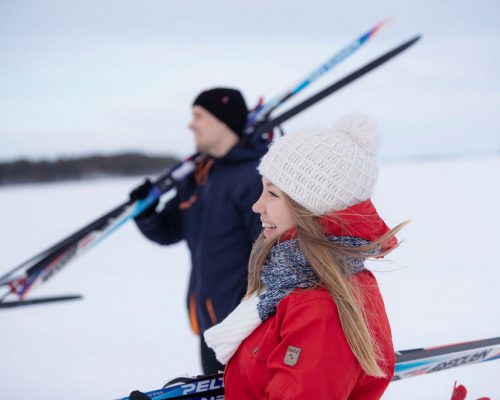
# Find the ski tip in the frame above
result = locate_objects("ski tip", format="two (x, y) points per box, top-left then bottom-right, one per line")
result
(379, 16), (397, 29)
(410, 34), (423, 43)
(372, 19), (388, 35)
(362, 19), (388, 42)
(399, 34), (422, 50)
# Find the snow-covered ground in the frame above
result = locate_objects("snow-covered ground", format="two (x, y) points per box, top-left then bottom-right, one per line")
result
(0, 156), (499, 399)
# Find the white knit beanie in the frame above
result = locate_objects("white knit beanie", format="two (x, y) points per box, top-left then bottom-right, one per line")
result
(258, 112), (381, 215)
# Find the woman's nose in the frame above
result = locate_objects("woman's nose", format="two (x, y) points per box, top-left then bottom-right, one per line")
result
(252, 195), (263, 214)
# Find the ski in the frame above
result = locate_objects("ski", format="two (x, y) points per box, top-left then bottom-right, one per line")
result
(0, 203), (127, 286)
(115, 336), (499, 399)
(251, 35), (421, 135)
(393, 336), (500, 380)
(0, 154), (199, 304)
(245, 19), (386, 128)
(0, 295), (82, 309)
(115, 374), (224, 400)
(0, 34), (420, 306)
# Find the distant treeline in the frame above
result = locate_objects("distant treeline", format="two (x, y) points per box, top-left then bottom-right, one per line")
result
(0, 153), (180, 186)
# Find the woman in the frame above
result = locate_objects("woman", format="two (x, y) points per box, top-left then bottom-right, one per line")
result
(204, 113), (405, 399)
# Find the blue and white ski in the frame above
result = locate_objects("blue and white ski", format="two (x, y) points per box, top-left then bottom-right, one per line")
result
(116, 336), (500, 399)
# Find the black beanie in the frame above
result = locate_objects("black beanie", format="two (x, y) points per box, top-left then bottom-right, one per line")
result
(192, 88), (248, 136)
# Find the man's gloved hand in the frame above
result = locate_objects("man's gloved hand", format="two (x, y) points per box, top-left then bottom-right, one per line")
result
(129, 178), (154, 201)
(129, 178), (159, 217)
(129, 390), (151, 400)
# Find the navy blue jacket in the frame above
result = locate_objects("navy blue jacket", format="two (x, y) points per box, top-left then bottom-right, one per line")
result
(134, 139), (267, 334)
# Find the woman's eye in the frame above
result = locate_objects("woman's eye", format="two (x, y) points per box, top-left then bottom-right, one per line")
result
(268, 191), (278, 198)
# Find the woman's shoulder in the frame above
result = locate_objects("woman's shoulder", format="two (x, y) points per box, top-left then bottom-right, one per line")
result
(278, 286), (336, 314)
(273, 287), (345, 336)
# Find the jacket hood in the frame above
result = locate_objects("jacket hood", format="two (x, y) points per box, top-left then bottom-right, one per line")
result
(217, 137), (268, 165)
(281, 199), (397, 253)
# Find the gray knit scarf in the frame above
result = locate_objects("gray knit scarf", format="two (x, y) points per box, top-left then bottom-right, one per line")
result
(257, 236), (370, 321)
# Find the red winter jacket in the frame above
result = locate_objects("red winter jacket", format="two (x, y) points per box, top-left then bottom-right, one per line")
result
(224, 274), (394, 399)
(224, 199), (396, 399)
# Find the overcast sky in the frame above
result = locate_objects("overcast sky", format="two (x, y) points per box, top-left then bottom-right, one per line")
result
(1, 0), (499, 161)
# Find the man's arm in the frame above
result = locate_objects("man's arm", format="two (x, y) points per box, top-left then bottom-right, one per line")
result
(134, 193), (184, 245)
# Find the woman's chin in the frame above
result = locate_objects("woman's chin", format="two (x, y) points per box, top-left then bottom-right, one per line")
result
(263, 228), (278, 239)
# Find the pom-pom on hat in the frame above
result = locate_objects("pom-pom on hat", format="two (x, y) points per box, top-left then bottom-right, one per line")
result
(258, 113), (381, 215)
(193, 88), (248, 136)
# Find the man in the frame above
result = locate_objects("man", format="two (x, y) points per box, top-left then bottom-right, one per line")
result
(130, 88), (267, 374)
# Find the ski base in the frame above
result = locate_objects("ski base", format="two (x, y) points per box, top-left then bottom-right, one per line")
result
(0, 294), (82, 309)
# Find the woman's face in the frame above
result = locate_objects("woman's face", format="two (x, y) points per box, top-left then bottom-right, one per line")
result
(252, 177), (296, 239)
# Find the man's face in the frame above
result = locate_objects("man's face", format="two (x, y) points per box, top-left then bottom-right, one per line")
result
(188, 105), (229, 154)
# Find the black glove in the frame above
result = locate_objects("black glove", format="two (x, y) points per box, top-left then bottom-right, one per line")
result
(129, 178), (159, 217)
(129, 390), (151, 400)
(129, 178), (154, 201)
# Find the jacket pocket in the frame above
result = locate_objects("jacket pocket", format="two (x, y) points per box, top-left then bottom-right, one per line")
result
(249, 327), (275, 362)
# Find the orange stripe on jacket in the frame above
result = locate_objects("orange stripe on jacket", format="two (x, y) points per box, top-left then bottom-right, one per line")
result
(179, 195), (198, 210)
(205, 297), (218, 326)
(189, 293), (200, 335)
(194, 158), (214, 185)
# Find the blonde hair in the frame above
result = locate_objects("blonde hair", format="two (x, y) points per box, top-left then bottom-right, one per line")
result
(247, 194), (406, 377)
